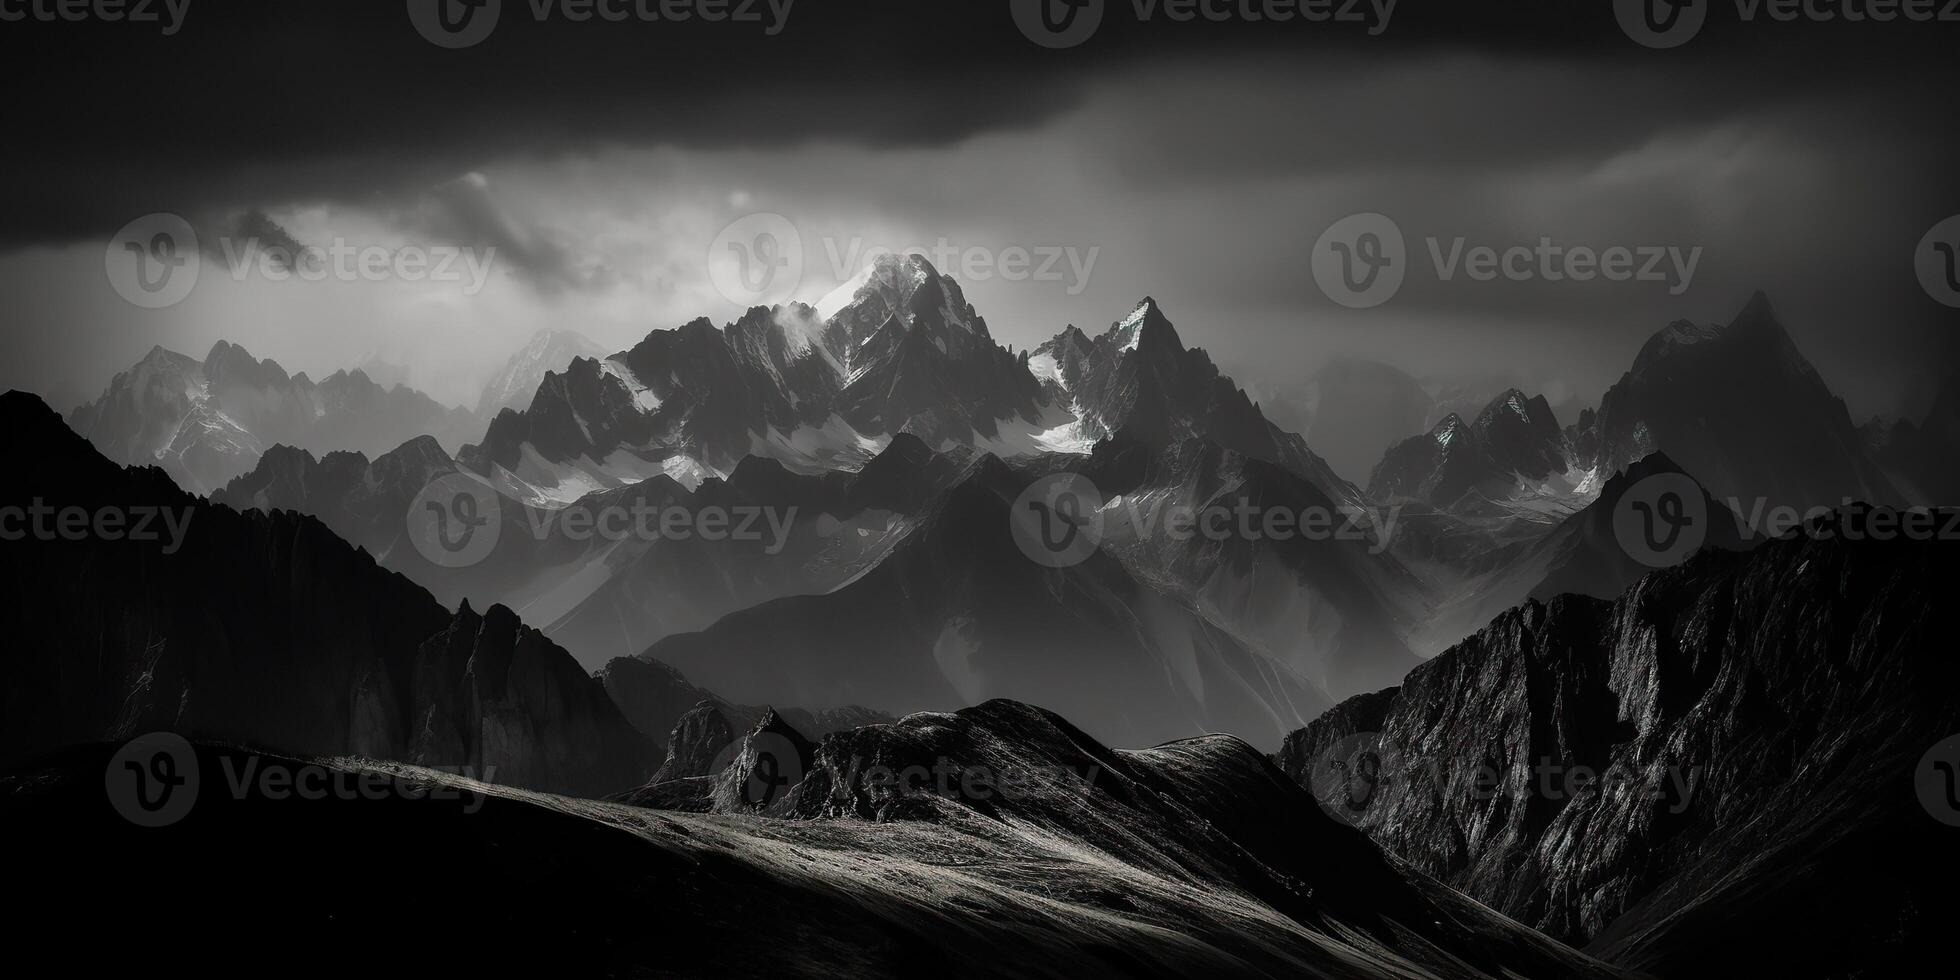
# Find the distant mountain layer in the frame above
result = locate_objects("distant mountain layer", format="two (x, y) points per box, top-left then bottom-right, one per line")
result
(1369, 387), (1570, 509)
(5, 703), (1631, 979)
(1278, 515), (1959, 978)
(1569, 291), (1898, 511)
(68, 340), (476, 494)
(475, 328), (609, 419)
(642, 452), (1335, 750)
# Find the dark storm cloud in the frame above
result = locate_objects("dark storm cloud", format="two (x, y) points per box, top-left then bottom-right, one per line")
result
(3, 0), (1956, 249)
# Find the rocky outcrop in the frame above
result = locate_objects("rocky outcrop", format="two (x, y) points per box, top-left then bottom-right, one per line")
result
(1278, 514), (1960, 976)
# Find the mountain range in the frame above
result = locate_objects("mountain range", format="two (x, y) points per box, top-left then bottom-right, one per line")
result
(67, 340), (478, 495)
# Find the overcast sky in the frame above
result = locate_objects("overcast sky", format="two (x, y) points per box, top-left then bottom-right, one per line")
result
(2, 1), (1956, 422)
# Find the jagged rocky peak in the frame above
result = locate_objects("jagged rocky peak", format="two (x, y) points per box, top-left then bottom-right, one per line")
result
(203, 338), (294, 390)
(709, 707), (818, 814)
(1578, 290), (1896, 511)
(476, 328), (610, 418)
(1104, 296), (1181, 356)
(649, 700), (736, 784)
(1368, 384), (1571, 508)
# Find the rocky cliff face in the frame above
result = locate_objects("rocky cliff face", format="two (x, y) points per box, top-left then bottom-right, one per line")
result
(0, 391), (654, 797)
(1277, 515), (1960, 976)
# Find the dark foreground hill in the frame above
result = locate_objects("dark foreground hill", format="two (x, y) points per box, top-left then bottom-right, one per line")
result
(4, 702), (1630, 980)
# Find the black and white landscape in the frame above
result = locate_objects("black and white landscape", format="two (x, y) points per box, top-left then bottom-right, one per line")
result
(4, 3), (1959, 978)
